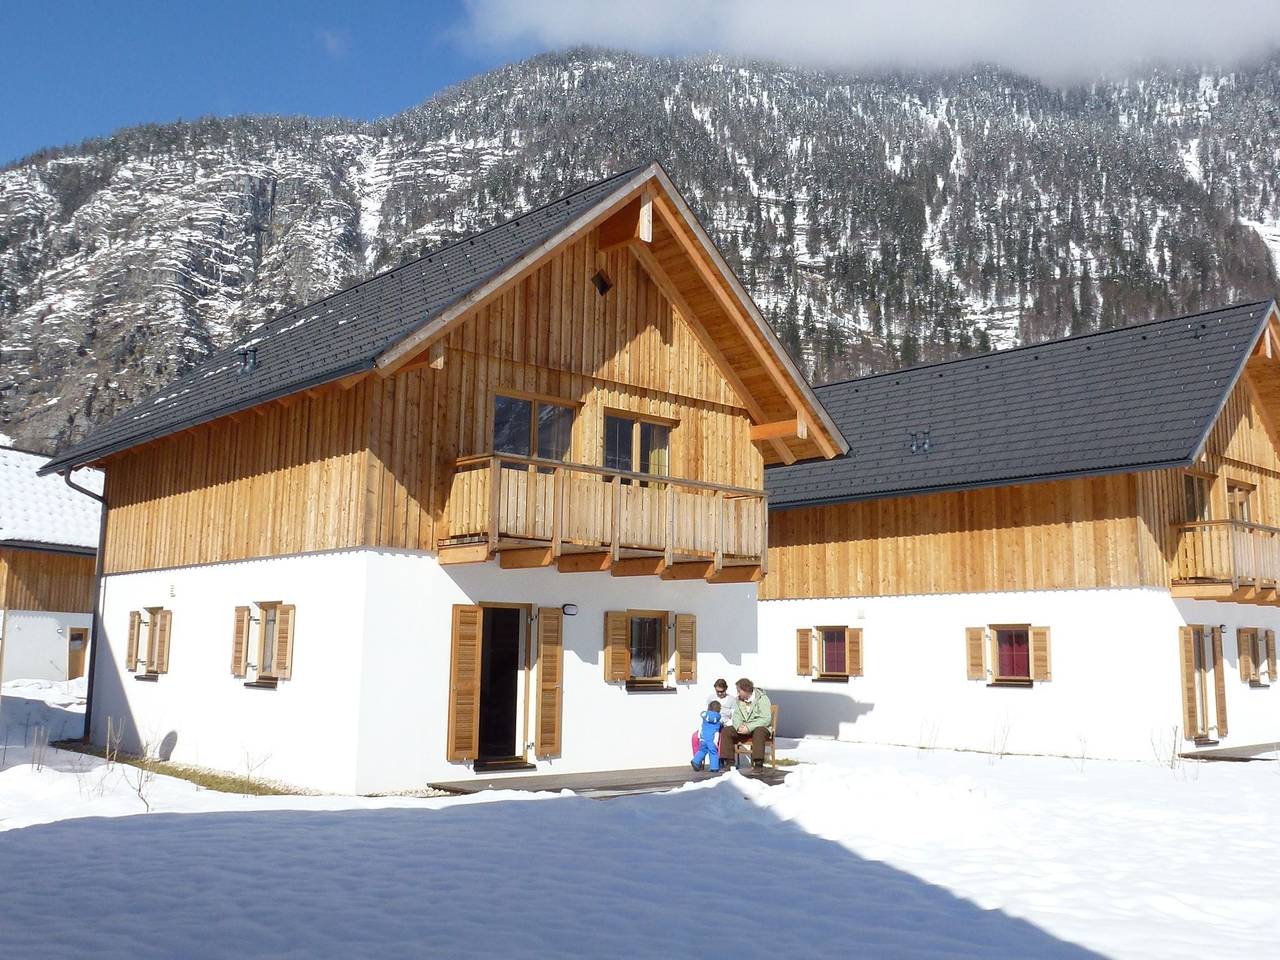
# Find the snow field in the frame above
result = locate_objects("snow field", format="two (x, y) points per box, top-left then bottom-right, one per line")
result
(1, 679), (1277, 959)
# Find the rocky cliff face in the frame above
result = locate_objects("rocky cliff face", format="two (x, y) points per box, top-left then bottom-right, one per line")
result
(2, 50), (1278, 453)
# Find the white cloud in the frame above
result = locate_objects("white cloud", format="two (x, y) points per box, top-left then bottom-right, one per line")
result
(460, 0), (1280, 82)
(316, 28), (350, 61)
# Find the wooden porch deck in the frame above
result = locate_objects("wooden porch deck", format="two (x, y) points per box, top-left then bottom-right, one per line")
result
(431, 764), (789, 799)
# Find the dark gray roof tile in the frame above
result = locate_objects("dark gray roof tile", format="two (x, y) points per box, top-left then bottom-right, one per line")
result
(42, 167), (644, 475)
(767, 300), (1274, 508)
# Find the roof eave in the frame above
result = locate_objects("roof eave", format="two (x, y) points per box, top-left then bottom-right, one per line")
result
(0, 538), (97, 557)
(372, 165), (663, 376)
(1185, 299), (1280, 465)
(644, 163), (849, 460)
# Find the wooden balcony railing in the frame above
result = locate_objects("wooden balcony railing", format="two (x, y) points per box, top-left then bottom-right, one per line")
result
(441, 453), (767, 569)
(1172, 520), (1280, 586)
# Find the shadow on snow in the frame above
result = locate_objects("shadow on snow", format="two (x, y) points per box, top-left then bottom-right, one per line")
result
(0, 781), (1105, 960)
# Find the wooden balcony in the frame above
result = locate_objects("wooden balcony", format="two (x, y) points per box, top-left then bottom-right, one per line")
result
(438, 453), (766, 582)
(1171, 520), (1280, 603)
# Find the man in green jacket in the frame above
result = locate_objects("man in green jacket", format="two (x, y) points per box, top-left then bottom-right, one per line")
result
(724, 677), (772, 769)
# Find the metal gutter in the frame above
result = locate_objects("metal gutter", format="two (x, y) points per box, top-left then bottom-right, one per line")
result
(61, 470), (107, 744)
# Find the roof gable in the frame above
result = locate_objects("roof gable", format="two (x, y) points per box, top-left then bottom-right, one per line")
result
(767, 300), (1277, 509)
(44, 163), (844, 475)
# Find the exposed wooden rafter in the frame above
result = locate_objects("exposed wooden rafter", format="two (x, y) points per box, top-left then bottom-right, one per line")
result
(628, 242), (796, 465)
(597, 191), (653, 252)
(750, 418), (808, 443)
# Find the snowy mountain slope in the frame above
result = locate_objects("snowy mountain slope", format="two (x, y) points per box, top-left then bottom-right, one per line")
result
(2, 50), (1278, 453)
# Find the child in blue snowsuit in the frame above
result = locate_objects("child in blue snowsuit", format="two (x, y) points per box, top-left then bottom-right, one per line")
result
(691, 701), (722, 772)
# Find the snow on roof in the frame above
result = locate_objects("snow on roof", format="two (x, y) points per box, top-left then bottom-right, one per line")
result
(0, 446), (101, 551)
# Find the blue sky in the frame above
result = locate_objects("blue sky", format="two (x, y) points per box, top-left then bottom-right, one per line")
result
(0, 0), (533, 166)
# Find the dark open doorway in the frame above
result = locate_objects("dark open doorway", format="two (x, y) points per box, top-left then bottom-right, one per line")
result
(478, 607), (523, 760)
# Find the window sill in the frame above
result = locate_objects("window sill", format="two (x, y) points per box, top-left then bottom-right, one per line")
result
(987, 678), (1034, 688)
(1192, 736), (1220, 746)
(243, 679), (279, 690)
(133, 673), (160, 683)
(624, 680), (675, 693)
(812, 674), (849, 683)
(1248, 680), (1270, 688)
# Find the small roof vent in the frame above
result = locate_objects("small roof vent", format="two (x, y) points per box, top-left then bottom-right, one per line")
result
(236, 346), (258, 375)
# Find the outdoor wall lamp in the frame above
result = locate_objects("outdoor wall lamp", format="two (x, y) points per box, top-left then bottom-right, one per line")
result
(561, 603), (579, 617)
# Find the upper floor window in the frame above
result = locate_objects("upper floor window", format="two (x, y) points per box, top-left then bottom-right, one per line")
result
(604, 413), (670, 480)
(1227, 481), (1253, 523)
(493, 394), (573, 463)
(1184, 473), (1211, 523)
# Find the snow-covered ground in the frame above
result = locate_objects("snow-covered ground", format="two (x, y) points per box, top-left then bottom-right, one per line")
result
(2, 679), (1277, 959)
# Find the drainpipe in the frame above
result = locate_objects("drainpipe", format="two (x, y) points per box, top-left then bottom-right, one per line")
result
(63, 469), (106, 744)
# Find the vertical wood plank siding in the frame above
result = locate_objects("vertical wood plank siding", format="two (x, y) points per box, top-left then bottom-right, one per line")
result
(0, 548), (95, 613)
(765, 373), (1280, 600)
(1138, 376), (1280, 583)
(100, 234), (759, 574)
(763, 474), (1148, 600)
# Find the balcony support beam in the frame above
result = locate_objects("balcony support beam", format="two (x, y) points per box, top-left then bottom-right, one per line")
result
(439, 543), (491, 566)
(661, 561), (716, 581)
(500, 547), (554, 570)
(557, 551), (613, 574)
(707, 564), (763, 584)
(611, 556), (667, 578)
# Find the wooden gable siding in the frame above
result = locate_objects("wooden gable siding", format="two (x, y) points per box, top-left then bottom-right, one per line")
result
(1138, 375), (1280, 578)
(762, 473), (1149, 600)
(0, 547), (95, 613)
(101, 232), (760, 574)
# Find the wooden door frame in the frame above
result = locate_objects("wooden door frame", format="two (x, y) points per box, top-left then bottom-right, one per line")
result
(1191, 625), (1210, 738)
(67, 626), (90, 680)
(478, 601), (533, 762)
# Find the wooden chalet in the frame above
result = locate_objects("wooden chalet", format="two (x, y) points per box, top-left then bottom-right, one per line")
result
(40, 163), (844, 792)
(754, 301), (1280, 760)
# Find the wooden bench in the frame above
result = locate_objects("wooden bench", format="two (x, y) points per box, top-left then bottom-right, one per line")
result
(729, 703), (779, 769)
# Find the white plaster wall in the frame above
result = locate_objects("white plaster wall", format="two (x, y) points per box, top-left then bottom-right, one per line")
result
(750, 588), (1279, 763)
(93, 548), (761, 794)
(1173, 598), (1280, 757)
(353, 550), (759, 794)
(92, 552), (370, 793)
(0, 609), (92, 682)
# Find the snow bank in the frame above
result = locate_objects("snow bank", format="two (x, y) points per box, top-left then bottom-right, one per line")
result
(0, 737), (1276, 958)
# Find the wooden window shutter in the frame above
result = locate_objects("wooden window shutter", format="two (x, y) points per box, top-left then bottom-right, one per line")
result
(796, 628), (812, 676)
(1212, 626), (1228, 738)
(535, 608), (564, 758)
(231, 606), (250, 678)
(1178, 627), (1199, 740)
(674, 614), (697, 682)
(1238, 628), (1255, 683)
(273, 604), (296, 680)
(965, 627), (986, 680)
(446, 605), (483, 761)
(1267, 629), (1277, 681)
(126, 611), (141, 673)
(846, 627), (863, 677)
(1030, 626), (1052, 681)
(604, 611), (629, 681)
(153, 609), (173, 674)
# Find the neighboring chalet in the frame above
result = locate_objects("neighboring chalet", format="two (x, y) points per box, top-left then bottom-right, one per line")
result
(40, 164), (845, 793)
(0, 447), (101, 684)
(753, 301), (1280, 762)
